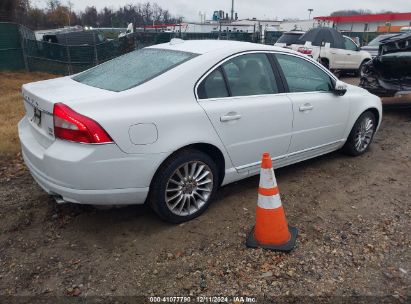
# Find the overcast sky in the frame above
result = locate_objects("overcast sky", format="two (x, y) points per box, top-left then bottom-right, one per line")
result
(32, 0), (411, 21)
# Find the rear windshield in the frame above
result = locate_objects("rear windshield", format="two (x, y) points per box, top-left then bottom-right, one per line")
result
(73, 48), (197, 92)
(277, 33), (303, 45)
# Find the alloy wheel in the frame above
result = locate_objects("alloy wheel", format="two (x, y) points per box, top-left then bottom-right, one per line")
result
(165, 161), (214, 216)
(354, 116), (374, 153)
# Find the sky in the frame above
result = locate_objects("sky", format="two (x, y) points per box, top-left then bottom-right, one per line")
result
(32, 0), (411, 21)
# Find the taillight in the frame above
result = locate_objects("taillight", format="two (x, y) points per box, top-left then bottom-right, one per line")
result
(53, 103), (113, 144)
(297, 47), (313, 55)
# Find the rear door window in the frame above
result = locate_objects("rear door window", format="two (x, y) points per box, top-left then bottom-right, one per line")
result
(222, 53), (279, 97)
(276, 33), (303, 45)
(197, 69), (229, 99)
(73, 48), (197, 92)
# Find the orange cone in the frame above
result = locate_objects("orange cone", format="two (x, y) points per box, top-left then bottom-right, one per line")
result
(246, 152), (297, 252)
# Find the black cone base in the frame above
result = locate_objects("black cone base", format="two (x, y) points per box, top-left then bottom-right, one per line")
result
(246, 225), (298, 253)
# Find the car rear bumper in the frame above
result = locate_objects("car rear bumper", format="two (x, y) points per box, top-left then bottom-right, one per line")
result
(23, 151), (149, 205)
(18, 118), (167, 205)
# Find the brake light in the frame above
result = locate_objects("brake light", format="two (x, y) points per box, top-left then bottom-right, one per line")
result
(53, 103), (113, 144)
(297, 47), (313, 55)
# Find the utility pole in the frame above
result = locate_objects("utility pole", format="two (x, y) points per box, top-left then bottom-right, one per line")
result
(67, 1), (74, 27)
(308, 8), (313, 20)
(231, 0), (234, 21)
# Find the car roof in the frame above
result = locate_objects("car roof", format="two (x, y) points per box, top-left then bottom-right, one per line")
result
(148, 39), (292, 55)
(283, 31), (305, 35)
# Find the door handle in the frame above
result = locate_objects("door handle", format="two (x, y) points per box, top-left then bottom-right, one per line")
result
(220, 113), (242, 122)
(299, 104), (314, 112)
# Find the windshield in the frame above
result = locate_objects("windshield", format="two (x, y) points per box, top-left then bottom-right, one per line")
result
(73, 48), (197, 92)
(277, 33), (303, 45)
(368, 34), (396, 46)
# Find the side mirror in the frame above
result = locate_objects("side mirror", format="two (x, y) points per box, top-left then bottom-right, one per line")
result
(334, 80), (347, 96)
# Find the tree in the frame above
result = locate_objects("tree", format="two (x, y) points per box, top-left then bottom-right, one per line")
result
(331, 9), (372, 16)
(5, 1), (177, 30)
(0, 0), (15, 22)
(152, 3), (163, 23)
(81, 6), (98, 26)
(46, 0), (61, 12)
(47, 5), (71, 27)
(27, 7), (46, 29)
(142, 2), (153, 25)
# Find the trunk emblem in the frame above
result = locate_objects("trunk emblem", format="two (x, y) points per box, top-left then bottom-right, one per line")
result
(32, 107), (42, 127)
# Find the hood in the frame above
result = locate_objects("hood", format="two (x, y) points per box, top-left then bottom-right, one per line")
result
(379, 33), (411, 56)
(361, 45), (377, 50)
(361, 46), (378, 58)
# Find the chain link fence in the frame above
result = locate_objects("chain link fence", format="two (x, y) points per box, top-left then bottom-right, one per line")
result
(0, 22), (398, 75)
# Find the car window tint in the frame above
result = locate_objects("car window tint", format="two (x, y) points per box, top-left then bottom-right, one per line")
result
(276, 54), (333, 93)
(73, 48), (197, 92)
(198, 69), (229, 99)
(276, 33), (303, 45)
(222, 53), (278, 97)
(344, 37), (358, 51)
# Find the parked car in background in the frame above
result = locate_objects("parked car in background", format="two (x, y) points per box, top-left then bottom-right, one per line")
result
(274, 31), (305, 48)
(43, 30), (106, 45)
(361, 34), (399, 58)
(360, 33), (411, 97)
(280, 28), (372, 74)
(19, 40), (382, 223)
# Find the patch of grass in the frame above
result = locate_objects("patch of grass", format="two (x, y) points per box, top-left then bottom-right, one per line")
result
(0, 72), (57, 158)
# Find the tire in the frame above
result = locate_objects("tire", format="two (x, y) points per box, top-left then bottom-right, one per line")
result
(149, 149), (219, 223)
(343, 111), (376, 156)
(356, 60), (369, 77)
(320, 58), (330, 70)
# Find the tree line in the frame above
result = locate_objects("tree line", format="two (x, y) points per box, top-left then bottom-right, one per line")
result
(0, 0), (181, 30)
(330, 9), (398, 16)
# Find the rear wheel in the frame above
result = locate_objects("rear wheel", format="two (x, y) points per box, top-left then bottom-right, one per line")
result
(343, 111), (376, 156)
(149, 149), (219, 223)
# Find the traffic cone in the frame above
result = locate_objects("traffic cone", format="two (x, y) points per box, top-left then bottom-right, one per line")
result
(246, 152), (298, 252)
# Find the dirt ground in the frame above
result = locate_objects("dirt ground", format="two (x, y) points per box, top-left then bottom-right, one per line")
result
(0, 75), (410, 300)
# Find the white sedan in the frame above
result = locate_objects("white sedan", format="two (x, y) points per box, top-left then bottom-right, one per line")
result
(18, 40), (382, 223)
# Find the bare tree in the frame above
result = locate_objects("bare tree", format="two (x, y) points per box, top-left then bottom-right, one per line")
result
(6, 1), (178, 29)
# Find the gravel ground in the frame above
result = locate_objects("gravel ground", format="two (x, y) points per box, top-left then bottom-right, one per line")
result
(0, 78), (410, 301)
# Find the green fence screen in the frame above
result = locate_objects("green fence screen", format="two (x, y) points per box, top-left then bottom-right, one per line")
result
(0, 22), (25, 70)
(0, 22), (400, 75)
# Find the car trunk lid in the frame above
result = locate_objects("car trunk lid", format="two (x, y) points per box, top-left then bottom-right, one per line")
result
(22, 76), (117, 147)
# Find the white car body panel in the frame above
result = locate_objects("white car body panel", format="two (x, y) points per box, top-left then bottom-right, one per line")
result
(288, 36), (371, 70)
(286, 90), (350, 153)
(18, 40), (382, 205)
(199, 93), (293, 168)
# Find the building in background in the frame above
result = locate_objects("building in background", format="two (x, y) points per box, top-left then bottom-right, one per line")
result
(315, 12), (411, 32)
(279, 19), (321, 32)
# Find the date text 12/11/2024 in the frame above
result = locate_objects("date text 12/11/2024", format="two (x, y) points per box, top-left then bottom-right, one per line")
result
(148, 296), (257, 303)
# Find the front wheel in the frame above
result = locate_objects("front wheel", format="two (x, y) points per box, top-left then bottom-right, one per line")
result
(356, 60), (369, 77)
(343, 111), (376, 156)
(149, 149), (219, 223)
